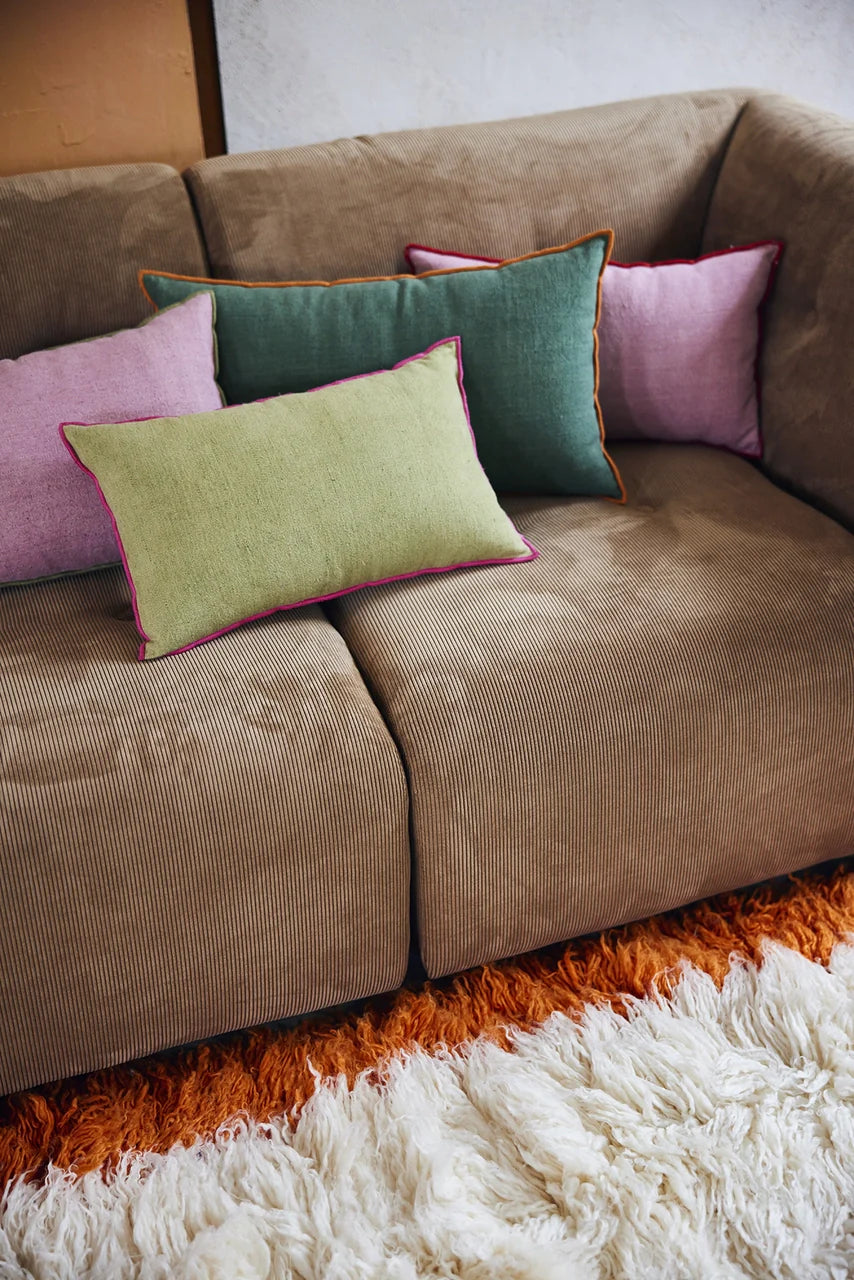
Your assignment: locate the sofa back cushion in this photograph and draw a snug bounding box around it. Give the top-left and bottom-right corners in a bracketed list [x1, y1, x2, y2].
[0, 163, 207, 360]
[185, 90, 747, 282]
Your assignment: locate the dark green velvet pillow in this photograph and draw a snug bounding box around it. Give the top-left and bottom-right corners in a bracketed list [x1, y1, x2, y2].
[140, 235, 623, 499]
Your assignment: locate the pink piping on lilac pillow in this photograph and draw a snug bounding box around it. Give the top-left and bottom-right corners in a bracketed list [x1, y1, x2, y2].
[404, 240, 783, 460]
[59, 337, 538, 661]
[604, 242, 783, 458]
[404, 243, 502, 270]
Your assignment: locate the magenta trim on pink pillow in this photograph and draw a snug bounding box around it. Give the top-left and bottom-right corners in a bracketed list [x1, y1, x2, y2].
[404, 240, 783, 458]
[404, 242, 502, 270]
[60, 337, 538, 661]
[599, 241, 783, 458]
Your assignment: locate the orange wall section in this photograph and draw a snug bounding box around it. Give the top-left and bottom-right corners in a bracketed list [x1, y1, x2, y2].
[0, 0, 206, 177]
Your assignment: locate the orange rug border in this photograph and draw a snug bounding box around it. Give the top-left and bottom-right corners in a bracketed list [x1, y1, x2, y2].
[2, 859, 851, 1187]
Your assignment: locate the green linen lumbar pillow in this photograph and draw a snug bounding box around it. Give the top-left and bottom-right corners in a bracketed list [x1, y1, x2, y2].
[140, 234, 624, 499]
[61, 338, 536, 661]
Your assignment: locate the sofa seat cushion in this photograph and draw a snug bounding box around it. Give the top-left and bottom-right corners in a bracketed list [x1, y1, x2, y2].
[0, 569, 409, 1094]
[328, 444, 854, 978]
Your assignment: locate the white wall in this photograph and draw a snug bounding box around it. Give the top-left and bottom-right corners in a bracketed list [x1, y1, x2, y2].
[214, 0, 854, 155]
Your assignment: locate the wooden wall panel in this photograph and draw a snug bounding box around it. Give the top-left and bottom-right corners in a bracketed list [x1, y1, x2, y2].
[0, 0, 206, 176]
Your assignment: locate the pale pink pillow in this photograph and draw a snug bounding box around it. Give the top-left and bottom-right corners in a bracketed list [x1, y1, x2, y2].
[405, 242, 782, 457]
[0, 292, 223, 584]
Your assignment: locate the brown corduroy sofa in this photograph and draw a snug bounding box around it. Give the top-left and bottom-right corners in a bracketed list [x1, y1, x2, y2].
[2, 88, 853, 1097]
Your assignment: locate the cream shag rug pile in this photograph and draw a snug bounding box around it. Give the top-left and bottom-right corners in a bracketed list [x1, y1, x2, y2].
[3, 941, 854, 1279]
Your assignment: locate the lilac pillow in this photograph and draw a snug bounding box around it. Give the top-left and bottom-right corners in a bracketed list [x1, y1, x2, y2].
[0, 293, 222, 584]
[405, 241, 782, 456]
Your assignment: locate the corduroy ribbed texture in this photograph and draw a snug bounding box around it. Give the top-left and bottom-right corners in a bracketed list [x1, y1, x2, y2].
[0, 569, 410, 1095]
[184, 89, 749, 282]
[0, 164, 207, 360]
[703, 94, 854, 530]
[329, 444, 854, 977]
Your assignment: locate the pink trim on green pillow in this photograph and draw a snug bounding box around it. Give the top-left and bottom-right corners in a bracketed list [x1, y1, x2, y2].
[60, 338, 537, 661]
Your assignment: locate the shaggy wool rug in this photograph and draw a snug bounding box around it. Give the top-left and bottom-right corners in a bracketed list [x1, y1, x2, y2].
[2, 863, 854, 1278]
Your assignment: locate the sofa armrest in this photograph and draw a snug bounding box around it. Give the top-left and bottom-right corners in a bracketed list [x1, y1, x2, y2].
[703, 94, 854, 528]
